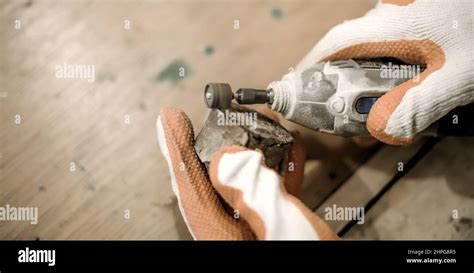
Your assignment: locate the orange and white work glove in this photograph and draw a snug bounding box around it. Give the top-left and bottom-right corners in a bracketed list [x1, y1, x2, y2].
[298, 0, 474, 145]
[156, 107, 339, 240]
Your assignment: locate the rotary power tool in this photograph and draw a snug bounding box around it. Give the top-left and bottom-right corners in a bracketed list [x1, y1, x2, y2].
[204, 59, 473, 137]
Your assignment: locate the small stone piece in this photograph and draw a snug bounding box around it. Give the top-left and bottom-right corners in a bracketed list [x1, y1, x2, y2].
[194, 103, 293, 172]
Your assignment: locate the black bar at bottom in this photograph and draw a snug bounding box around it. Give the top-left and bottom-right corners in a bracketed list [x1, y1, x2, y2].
[0, 240, 473, 272]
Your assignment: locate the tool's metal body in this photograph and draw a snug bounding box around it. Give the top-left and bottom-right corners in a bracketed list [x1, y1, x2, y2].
[266, 59, 423, 136]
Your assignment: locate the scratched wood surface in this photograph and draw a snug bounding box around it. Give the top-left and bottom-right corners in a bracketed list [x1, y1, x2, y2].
[0, 0, 375, 239]
[314, 139, 428, 234]
[344, 137, 474, 240]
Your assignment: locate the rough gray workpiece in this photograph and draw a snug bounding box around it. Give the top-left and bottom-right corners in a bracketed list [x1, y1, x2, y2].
[194, 103, 293, 171]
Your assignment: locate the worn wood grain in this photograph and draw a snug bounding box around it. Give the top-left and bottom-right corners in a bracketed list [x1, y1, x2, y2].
[300, 140, 377, 210]
[313, 140, 427, 234]
[344, 137, 474, 240]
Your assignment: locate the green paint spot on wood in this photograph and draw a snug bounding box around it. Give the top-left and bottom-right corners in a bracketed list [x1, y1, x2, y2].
[156, 59, 191, 85]
[270, 7, 283, 20]
[202, 44, 215, 56]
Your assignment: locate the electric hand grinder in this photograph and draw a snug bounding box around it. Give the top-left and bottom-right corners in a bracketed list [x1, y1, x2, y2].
[204, 59, 473, 137]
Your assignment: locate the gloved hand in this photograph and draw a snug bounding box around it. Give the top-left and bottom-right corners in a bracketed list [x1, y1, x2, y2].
[156, 107, 339, 240]
[298, 0, 474, 145]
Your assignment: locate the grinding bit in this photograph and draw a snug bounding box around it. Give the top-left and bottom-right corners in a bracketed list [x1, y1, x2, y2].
[204, 83, 233, 110]
[204, 83, 270, 110]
